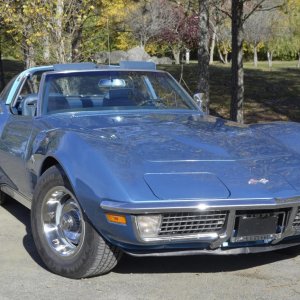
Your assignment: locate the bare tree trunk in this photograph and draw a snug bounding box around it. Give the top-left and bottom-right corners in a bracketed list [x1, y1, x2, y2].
[56, 0, 65, 63]
[172, 48, 180, 65]
[230, 0, 244, 123]
[185, 48, 190, 64]
[24, 46, 35, 69]
[24, 47, 35, 69]
[253, 45, 258, 67]
[224, 52, 228, 64]
[23, 38, 35, 69]
[72, 26, 83, 62]
[197, 0, 210, 114]
[267, 51, 273, 70]
[297, 52, 300, 68]
[43, 35, 50, 63]
[22, 24, 35, 68]
[209, 29, 216, 64]
[218, 47, 225, 63]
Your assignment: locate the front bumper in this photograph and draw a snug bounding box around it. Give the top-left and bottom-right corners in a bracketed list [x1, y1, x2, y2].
[100, 196, 300, 255]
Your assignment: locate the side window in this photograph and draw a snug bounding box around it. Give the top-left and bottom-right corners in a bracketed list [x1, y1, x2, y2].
[19, 72, 42, 97]
[13, 72, 43, 116]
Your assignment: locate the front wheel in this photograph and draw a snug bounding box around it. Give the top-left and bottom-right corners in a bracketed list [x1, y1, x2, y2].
[31, 166, 122, 278]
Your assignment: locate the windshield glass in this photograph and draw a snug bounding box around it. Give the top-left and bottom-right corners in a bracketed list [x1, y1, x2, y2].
[41, 70, 197, 114]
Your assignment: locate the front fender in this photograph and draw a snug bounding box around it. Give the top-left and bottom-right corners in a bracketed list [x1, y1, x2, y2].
[30, 130, 154, 240]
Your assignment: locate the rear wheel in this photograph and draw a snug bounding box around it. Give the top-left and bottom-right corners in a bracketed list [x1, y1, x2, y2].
[31, 166, 122, 278]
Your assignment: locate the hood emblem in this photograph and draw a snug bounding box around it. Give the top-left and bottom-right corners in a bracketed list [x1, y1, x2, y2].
[248, 178, 269, 185]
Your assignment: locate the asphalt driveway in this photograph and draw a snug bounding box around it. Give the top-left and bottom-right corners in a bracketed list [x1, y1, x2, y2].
[1, 200, 300, 300]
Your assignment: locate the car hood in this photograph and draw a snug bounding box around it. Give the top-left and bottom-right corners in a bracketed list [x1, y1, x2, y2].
[45, 112, 300, 201]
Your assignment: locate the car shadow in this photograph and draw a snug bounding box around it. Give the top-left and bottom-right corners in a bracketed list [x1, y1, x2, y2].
[3, 200, 300, 276]
[115, 250, 298, 274]
[2, 200, 47, 270]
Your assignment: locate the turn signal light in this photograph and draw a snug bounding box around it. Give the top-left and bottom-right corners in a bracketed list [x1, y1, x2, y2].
[105, 213, 127, 225]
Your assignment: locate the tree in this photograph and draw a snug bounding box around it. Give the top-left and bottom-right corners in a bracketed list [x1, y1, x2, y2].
[244, 11, 267, 67]
[0, 0, 101, 66]
[181, 14, 199, 64]
[0, 17, 7, 90]
[223, 0, 284, 123]
[126, 0, 175, 48]
[44, 0, 100, 63]
[157, 7, 199, 64]
[0, 0, 47, 67]
[286, 0, 300, 67]
[216, 19, 231, 63]
[209, 0, 230, 64]
[230, 0, 245, 122]
[197, 0, 210, 113]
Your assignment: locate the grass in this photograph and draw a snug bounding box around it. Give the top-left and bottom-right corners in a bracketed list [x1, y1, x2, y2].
[1, 59, 299, 124]
[160, 61, 300, 123]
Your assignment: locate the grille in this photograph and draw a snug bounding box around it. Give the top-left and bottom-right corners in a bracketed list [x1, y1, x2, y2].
[293, 208, 300, 229]
[158, 211, 228, 236]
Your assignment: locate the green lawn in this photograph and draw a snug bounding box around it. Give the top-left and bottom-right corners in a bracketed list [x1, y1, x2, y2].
[160, 61, 300, 123]
[1, 59, 299, 124]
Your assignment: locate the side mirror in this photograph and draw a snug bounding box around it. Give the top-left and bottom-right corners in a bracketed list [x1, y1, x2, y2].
[193, 93, 208, 114]
[26, 98, 37, 106]
[22, 94, 38, 116]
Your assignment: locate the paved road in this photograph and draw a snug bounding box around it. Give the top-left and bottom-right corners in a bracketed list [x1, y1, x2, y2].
[1, 200, 300, 300]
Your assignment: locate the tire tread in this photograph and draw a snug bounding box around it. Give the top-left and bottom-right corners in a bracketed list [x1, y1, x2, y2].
[31, 165, 122, 279]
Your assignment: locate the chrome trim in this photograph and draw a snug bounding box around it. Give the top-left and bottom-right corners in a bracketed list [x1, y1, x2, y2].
[103, 197, 300, 246]
[159, 211, 227, 236]
[0, 185, 31, 209]
[136, 232, 218, 243]
[292, 207, 300, 229]
[124, 240, 300, 257]
[132, 215, 219, 244]
[272, 206, 298, 244]
[100, 197, 300, 214]
[210, 209, 236, 249]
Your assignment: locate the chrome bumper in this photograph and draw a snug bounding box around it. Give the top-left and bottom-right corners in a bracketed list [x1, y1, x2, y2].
[124, 239, 300, 257]
[100, 196, 300, 251]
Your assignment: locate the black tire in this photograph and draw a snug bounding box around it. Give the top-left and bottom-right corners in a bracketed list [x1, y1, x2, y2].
[31, 165, 122, 279]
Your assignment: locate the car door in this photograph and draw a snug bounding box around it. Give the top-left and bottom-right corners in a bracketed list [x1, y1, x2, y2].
[0, 72, 40, 199]
[0, 113, 34, 198]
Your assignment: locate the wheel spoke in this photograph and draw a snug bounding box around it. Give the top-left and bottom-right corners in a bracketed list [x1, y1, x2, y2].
[41, 187, 85, 257]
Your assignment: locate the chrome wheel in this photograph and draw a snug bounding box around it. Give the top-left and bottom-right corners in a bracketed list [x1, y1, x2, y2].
[32, 166, 122, 278]
[41, 186, 85, 257]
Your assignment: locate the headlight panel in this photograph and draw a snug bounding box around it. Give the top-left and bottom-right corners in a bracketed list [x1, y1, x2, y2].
[135, 215, 162, 240]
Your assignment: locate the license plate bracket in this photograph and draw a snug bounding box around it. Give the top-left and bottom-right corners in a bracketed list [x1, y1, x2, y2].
[231, 212, 285, 243]
[237, 215, 278, 237]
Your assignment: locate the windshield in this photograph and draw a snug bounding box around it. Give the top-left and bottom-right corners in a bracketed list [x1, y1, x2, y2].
[41, 70, 197, 114]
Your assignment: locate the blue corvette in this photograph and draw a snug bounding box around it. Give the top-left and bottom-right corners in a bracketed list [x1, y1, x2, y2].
[1, 61, 300, 278]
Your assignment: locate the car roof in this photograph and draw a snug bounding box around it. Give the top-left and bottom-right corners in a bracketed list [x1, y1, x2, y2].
[53, 61, 157, 72]
[5, 61, 158, 105]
